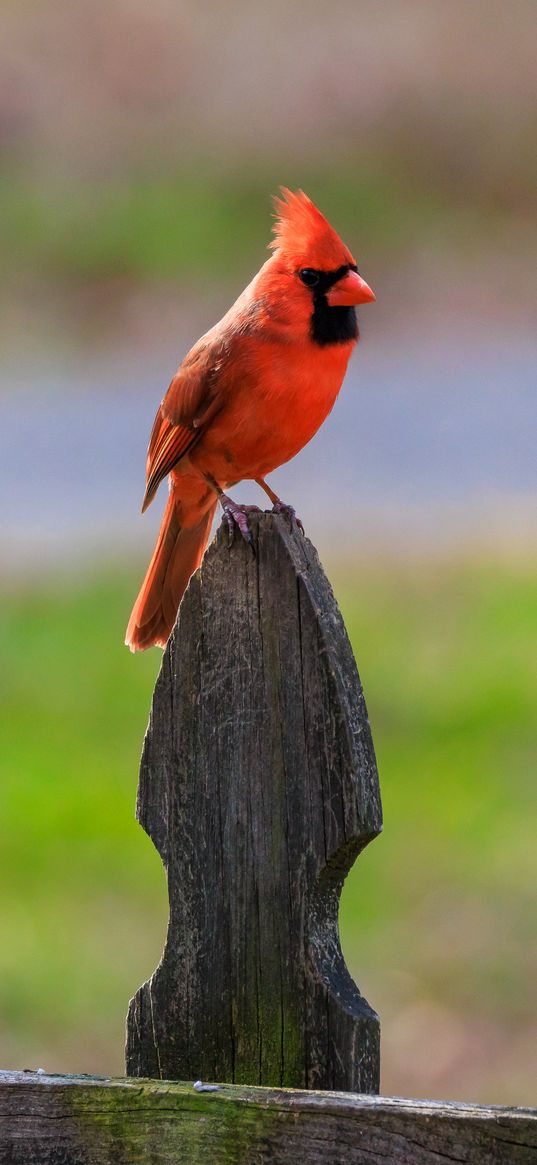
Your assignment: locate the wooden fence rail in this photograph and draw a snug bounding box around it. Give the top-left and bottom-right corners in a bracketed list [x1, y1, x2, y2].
[1, 1072, 536, 1165]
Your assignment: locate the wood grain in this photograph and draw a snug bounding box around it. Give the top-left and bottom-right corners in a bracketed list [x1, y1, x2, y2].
[1, 1072, 536, 1164]
[126, 512, 382, 1091]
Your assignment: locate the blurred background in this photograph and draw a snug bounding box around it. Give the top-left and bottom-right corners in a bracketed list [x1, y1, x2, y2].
[1, 0, 536, 1105]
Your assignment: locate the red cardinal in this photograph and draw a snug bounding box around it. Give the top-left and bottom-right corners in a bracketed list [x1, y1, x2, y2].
[126, 189, 375, 651]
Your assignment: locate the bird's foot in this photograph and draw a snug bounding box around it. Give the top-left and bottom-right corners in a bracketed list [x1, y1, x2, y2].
[220, 495, 261, 548]
[272, 501, 304, 534]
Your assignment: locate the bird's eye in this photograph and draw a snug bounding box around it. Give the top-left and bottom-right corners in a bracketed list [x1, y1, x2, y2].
[299, 268, 320, 287]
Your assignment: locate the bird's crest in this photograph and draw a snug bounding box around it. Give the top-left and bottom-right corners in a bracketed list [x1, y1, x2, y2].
[270, 187, 355, 270]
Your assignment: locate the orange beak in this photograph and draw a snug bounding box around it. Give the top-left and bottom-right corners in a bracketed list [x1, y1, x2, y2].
[327, 268, 376, 307]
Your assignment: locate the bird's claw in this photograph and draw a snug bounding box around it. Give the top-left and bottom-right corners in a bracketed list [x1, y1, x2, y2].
[220, 496, 259, 548]
[272, 501, 304, 534]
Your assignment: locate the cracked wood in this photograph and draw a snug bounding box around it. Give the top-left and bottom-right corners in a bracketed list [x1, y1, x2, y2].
[1, 1073, 536, 1164]
[126, 512, 382, 1091]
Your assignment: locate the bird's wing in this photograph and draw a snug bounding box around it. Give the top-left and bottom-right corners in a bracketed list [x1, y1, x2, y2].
[142, 341, 224, 512]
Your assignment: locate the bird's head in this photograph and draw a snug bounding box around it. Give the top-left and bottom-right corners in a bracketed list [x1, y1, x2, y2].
[266, 188, 375, 346]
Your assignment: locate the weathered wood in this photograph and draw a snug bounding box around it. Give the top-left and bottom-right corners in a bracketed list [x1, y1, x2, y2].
[126, 512, 382, 1091]
[1, 1072, 536, 1164]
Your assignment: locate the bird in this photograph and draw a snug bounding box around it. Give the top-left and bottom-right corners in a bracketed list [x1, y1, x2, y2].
[126, 188, 375, 651]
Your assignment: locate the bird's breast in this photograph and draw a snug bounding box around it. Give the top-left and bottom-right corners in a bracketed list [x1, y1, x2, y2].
[192, 337, 355, 482]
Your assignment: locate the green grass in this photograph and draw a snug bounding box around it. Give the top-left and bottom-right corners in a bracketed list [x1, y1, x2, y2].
[1, 161, 497, 289]
[1, 558, 536, 1102]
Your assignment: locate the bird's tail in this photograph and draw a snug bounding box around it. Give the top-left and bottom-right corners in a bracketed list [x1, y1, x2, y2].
[126, 490, 217, 652]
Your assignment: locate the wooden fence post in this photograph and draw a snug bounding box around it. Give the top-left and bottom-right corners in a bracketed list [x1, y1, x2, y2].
[126, 512, 382, 1091]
